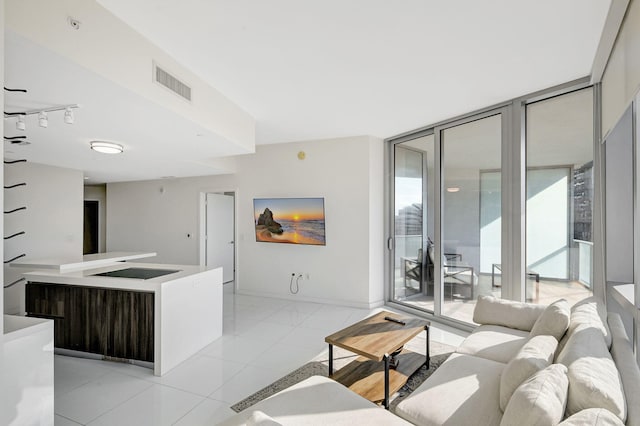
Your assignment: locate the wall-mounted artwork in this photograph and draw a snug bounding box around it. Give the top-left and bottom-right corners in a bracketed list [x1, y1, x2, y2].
[254, 198, 326, 245]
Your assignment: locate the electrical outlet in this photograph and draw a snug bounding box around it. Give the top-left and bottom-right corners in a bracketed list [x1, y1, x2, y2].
[305, 273, 310, 280]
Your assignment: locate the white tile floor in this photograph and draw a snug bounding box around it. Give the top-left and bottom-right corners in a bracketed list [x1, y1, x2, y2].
[54, 284, 468, 425]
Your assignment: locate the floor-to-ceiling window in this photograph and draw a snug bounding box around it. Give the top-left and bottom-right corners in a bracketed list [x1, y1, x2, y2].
[525, 87, 594, 304]
[387, 81, 596, 325]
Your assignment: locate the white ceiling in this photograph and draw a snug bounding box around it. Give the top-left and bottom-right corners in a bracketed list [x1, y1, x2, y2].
[4, 31, 243, 183]
[97, 0, 610, 145]
[3, 1, 611, 183]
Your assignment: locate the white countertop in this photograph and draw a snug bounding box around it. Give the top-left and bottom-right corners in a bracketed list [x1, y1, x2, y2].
[23, 262, 214, 292]
[11, 251, 157, 272]
[4, 314, 52, 340]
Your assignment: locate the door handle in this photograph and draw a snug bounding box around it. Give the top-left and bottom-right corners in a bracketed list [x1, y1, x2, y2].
[229, 241, 234, 244]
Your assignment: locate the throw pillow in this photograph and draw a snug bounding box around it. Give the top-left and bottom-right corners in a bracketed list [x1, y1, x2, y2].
[500, 364, 569, 426]
[557, 326, 626, 421]
[530, 299, 570, 341]
[246, 410, 283, 426]
[499, 335, 558, 411]
[569, 297, 612, 348]
[558, 408, 624, 426]
[473, 295, 545, 332]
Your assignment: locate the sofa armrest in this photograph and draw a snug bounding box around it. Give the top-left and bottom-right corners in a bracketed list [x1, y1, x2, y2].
[217, 376, 413, 426]
[473, 295, 546, 332]
[608, 313, 640, 426]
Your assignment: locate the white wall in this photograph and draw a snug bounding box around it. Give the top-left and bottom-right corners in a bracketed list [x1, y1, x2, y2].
[84, 185, 107, 253]
[4, 162, 83, 314]
[526, 168, 571, 280]
[1, 0, 5, 365]
[600, 0, 640, 359]
[107, 136, 385, 308]
[368, 135, 385, 304]
[604, 106, 634, 283]
[602, 0, 640, 136]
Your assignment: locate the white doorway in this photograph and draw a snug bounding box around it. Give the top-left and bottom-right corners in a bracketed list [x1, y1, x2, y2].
[205, 192, 235, 284]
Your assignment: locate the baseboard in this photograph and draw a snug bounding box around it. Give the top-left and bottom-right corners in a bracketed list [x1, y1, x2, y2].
[234, 288, 384, 310]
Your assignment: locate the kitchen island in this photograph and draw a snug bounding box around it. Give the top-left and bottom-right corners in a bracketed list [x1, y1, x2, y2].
[22, 259, 222, 376]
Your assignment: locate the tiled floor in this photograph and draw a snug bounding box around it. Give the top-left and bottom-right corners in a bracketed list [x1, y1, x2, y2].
[54, 283, 468, 425]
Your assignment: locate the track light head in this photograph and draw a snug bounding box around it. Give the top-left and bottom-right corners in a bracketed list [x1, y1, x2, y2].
[16, 115, 26, 131]
[64, 107, 74, 124]
[38, 111, 48, 128]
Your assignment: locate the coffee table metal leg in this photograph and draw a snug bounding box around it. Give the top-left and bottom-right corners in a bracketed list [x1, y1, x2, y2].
[425, 325, 430, 367]
[328, 344, 333, 376]
[383, 354, 390, 410]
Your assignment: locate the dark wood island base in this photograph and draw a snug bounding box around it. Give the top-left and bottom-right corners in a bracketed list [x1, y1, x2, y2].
[26, 282, 154, 363]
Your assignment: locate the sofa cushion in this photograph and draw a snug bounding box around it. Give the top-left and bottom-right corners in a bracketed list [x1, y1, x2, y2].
[608, 313, 640, 426]
[569, 296, 611, 348]
[558, 408, 624, 426]
[499, 335, 557, 411]
[456, 324, 529, 364]
[395, 353, 503, 426]
[247, 411, 282, 426]
[217, 376, 412, 426]
[500, 364, 569, 426]
[473, 296, 545, 331]
[529, 299, 570, 341]
[557, 326, 626, 421]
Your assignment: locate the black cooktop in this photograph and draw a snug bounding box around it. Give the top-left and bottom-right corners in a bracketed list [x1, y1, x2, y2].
[92, 267, 180, 280]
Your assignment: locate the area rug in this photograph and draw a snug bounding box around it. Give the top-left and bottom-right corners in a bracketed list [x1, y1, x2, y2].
[230, 340, 456, 413]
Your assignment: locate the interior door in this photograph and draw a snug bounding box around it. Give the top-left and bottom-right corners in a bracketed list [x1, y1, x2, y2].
[83, 200, 99, 254]
[206, 193, 235, 283]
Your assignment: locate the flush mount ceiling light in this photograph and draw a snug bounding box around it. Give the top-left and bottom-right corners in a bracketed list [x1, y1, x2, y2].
[38, 111, 48, 128]
[16, 115, 25, 131]
[64, 107, 74, 124]
[446, 187, 460, 193]
[90, 141, 123, 154]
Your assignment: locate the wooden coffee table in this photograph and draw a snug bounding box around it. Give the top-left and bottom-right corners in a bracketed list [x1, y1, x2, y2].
[325, 310, 430, 409]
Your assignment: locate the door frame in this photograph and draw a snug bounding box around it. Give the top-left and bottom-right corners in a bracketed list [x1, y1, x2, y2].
[199, 189, 238, 291]
[83, 199, 100, 255]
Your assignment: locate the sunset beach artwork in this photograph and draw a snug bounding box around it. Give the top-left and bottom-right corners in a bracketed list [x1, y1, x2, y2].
[254, 198, 326, 245]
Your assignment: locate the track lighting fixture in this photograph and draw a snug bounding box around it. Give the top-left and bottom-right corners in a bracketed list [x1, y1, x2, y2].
[90, 141, 123, 154]
[38, 111, 48, 128]
[64, 107, 74, 124]
[16, 115, 25, 131]
[4, 104, 80, 129]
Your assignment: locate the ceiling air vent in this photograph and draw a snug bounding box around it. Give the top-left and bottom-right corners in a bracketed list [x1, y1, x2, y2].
[154, 64, 192, 102]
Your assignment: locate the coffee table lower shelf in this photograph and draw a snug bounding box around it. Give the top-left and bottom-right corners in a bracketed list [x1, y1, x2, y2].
[330, 349, 425, 404]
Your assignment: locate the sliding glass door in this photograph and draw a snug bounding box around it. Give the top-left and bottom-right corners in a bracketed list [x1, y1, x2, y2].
[390, 111, 504, 323]
[392, 135, 435, 312]
[439, 112, 503, 323]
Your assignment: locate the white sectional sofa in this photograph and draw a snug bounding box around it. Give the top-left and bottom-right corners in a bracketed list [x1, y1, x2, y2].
[218, 296, 640, 426]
